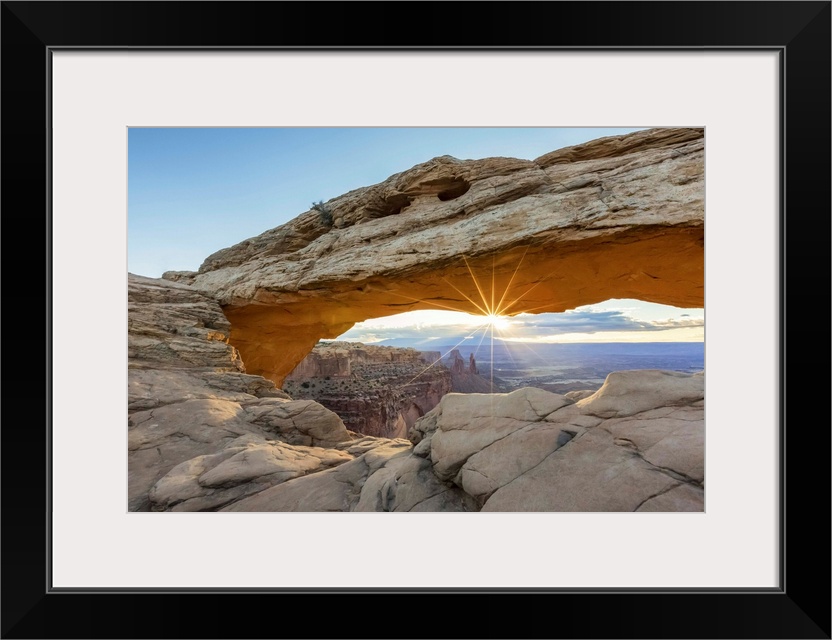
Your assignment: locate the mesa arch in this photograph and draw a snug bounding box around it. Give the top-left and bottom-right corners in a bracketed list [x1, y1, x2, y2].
[179, 127, 704, 387]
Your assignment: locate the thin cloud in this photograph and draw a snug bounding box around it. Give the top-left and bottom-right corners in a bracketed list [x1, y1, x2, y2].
[512, 310, 703, 335]
[338, 308, 703, 343]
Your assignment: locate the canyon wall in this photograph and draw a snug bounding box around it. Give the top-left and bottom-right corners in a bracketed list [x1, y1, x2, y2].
[283, 342, 451, 439]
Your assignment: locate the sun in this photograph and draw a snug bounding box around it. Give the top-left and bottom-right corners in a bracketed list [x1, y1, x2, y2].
[486, 313, 510, 330]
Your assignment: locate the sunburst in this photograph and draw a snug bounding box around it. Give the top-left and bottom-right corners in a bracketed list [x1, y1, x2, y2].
[485, 313, 510, 330]
[387, 247, 545, 389]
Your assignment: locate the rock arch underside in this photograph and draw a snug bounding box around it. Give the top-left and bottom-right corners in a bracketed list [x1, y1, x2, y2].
[182, 127, 704, 386]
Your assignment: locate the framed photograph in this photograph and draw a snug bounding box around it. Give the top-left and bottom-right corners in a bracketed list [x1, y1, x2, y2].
[3, 2, 829, 638]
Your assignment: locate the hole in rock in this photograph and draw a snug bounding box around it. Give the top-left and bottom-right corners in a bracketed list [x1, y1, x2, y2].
[366, 193, 413, 218]
[278, 293, 703, 441]
[436, 177, 471, 201]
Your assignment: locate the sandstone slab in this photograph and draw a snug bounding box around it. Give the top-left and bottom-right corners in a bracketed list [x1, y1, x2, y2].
[221, 440, 476, 512]
[429, 388, 573, 482]
[576, 369, 704, 418]
[149, 436, 352, 511]
[409, 370, 704, 512]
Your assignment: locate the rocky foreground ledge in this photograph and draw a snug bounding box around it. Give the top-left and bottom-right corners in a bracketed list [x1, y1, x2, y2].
[128, 274, 703, 512]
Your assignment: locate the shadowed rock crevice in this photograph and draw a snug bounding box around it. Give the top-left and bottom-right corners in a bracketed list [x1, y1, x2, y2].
[364, 193, 413, 219]
[435, 176, 471, 201]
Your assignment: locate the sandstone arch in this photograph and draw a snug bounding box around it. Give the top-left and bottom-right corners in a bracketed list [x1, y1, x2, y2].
[183, 128, 704, 386]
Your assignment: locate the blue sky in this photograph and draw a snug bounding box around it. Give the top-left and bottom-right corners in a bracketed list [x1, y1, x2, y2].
[128, 127, 703, 343]
[128, 127, 647, 277]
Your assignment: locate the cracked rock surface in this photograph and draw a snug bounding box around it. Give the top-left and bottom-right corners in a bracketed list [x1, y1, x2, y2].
[221, 438, 478, 512]
[418, 371, 704, 512]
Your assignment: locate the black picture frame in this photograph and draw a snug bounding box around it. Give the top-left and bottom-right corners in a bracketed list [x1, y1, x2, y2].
[2, 2, 829, 638]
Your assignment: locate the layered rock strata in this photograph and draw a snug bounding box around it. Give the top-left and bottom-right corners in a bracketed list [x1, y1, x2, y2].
[128, 275, 352, 511]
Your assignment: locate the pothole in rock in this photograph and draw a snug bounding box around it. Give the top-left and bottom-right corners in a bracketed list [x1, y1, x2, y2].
[436, 177, 471, 201]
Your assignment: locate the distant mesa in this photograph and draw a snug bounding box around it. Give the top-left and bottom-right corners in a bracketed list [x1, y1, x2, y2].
[446, 349, 479, 375]
[446, 348, 499, 394]
[283, 341, 450, 439]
